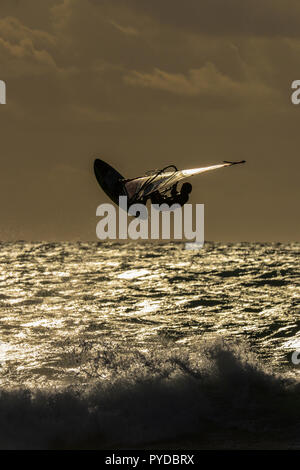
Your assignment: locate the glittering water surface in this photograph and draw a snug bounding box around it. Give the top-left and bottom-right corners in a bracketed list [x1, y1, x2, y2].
[0, 241, 298, 387]
[0, 241, 299, 449]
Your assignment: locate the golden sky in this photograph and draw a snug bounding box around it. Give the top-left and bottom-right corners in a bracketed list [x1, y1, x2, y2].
[0, 0, 299, 241]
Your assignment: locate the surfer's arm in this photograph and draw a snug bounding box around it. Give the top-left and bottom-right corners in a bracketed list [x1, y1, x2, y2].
[171, 183, 178, 197]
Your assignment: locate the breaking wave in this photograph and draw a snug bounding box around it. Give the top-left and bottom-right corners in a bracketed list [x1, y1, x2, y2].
[0, 340, 299, 449]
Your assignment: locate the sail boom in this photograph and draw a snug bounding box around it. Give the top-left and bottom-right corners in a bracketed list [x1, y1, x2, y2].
[124, 161, 244, 201]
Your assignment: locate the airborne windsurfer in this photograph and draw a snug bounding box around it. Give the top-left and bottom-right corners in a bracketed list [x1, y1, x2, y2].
[94, 158, 246, 212]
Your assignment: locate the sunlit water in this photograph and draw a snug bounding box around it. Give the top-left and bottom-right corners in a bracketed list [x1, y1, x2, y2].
[0, 241, 299, 449]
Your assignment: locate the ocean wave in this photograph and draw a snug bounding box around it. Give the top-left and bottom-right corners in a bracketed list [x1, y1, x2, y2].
[244, 279, 288, 287]
[0, 340, 299, 449]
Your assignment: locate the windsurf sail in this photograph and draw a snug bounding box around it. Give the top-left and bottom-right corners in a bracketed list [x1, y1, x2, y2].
[123, 161, 245, 202]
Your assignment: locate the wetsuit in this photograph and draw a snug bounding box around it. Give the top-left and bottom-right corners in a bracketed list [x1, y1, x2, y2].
[150, 184, 190, 207]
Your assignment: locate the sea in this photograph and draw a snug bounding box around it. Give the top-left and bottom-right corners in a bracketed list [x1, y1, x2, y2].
[0, 241, 299, 449]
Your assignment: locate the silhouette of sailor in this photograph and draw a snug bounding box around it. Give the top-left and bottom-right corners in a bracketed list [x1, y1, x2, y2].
[149, 182, 192, 207]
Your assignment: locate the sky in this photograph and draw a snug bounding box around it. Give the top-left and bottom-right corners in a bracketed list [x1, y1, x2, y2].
[0, 0, 299, 241]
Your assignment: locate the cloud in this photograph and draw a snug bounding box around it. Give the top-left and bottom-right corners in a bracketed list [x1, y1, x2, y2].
[0, 16, 55, 47]
[124, 64, 232, 96]
[0, 16, 68, 77]
[124, 63, 275, 104]
[108, 20, 139, 36]
[0, 38, 58, 77]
